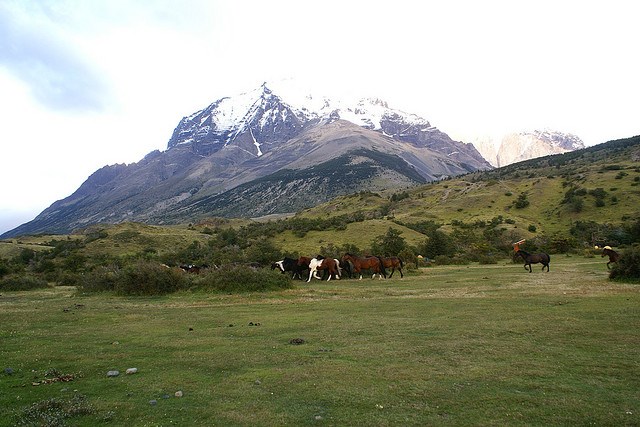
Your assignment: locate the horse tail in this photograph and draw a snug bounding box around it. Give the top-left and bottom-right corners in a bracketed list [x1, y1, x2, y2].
[398, 257, 404, 268]
[334, 259, 342, 277]
[377, 256, 387, 277]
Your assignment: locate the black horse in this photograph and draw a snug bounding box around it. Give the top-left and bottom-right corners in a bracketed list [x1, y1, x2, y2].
[515, 250, 550, 273]
[601, 246, 620, 269]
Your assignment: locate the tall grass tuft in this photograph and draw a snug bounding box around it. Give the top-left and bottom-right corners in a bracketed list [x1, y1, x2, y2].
[14, 394, 94, 426]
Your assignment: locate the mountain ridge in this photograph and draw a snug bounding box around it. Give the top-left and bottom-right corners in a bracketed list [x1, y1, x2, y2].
[2, 82, 491, 237]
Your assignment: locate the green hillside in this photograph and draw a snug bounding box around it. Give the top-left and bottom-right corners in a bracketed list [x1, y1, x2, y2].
[2, 136, 639, 268]
[284, 135, 640, 252]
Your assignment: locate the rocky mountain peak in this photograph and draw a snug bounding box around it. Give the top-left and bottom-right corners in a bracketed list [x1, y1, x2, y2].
[165, 82, 487, 166]
[495, 130, 585, 167]
[526, 130, 585, 151]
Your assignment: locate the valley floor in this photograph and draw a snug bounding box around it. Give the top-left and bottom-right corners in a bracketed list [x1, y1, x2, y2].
[1, 256, 638, 426]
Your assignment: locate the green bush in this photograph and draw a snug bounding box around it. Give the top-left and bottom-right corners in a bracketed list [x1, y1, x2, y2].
[476, 254, 500, 264]
[194, 265, 293, 292]
[0, 274, 49, 291]
[609, 245, 640, 282]
[433, 254, 470, 265]
[114, 261, 190, 296]
[80, 266, 120, 293]
[54, 271, 81, 287]
[513, 193, 530, 209]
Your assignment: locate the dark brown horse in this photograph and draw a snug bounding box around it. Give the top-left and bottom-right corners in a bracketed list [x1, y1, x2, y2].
[601, 246, 620, 269]
[380, 256, 404, 278]
[515, 250, 550, 273]
[341, 253, 386, 280]
[297, 256, 313, 270]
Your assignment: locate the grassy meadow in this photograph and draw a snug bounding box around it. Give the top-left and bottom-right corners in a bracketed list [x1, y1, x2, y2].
[1, 256, 638, 426]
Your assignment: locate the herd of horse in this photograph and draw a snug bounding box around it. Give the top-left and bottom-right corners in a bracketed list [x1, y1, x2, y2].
[271, 254, 404, 282]
[270, 242, 620, 281]
[178, 241, 619, 281]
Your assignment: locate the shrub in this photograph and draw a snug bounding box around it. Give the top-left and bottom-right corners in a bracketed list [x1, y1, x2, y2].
[615, 171, 628, 179]
[569, 196, 584, 213]
[476, 254, 500, 264]
[0, 274, 49, 291]
[194, 265, 293, 292]
[609, 245, 640, 282]
[54, 271, 81, 287]
[80, 266, 120, 293]
[114, 261, 190, 296]
[513, 193, 529, 209]
[433, 254, 470, 265]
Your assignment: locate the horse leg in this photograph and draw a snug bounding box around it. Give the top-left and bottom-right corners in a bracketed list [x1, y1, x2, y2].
[398, 267, 403, 278]
[388, 269, 394, 278]
[607, 262, 611, 270]
[527, 263, 532, 273]
[307, 267, 318, 283]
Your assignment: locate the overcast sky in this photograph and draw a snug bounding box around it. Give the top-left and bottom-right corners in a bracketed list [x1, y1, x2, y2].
[1, 0, 638, 235]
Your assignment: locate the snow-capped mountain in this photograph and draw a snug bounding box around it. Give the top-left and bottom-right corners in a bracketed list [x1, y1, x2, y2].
[167, 81, 488, 167]
[2, 82, 491, 237]
[473, 130, 585, 167]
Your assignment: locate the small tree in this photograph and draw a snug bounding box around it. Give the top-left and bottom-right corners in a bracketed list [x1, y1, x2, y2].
[421, 230, 455, 259]
[371, 228, 407, 256]
[513, 192, 530, 209]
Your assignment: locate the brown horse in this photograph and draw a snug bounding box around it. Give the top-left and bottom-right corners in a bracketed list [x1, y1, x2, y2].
[380, 256, 404, 278]
[601, 246, 620, 269]
[307, 257, 341, 282]
[297, 256, 313, 269]
[341, 253, 386, 280]
[515, 250, 550, 273]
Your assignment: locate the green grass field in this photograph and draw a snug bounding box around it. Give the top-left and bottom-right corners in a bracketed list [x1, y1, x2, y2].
[1, 257, 639, 426]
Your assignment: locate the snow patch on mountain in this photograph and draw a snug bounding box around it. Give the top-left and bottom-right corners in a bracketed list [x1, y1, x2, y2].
[473, 129, 585, 167]
[167, 80, 431, 153]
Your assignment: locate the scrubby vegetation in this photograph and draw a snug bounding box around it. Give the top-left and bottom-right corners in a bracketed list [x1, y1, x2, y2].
[3, 209, 639, 296]
[2, 136, 640, 293]
[609, 244, 640, 281]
